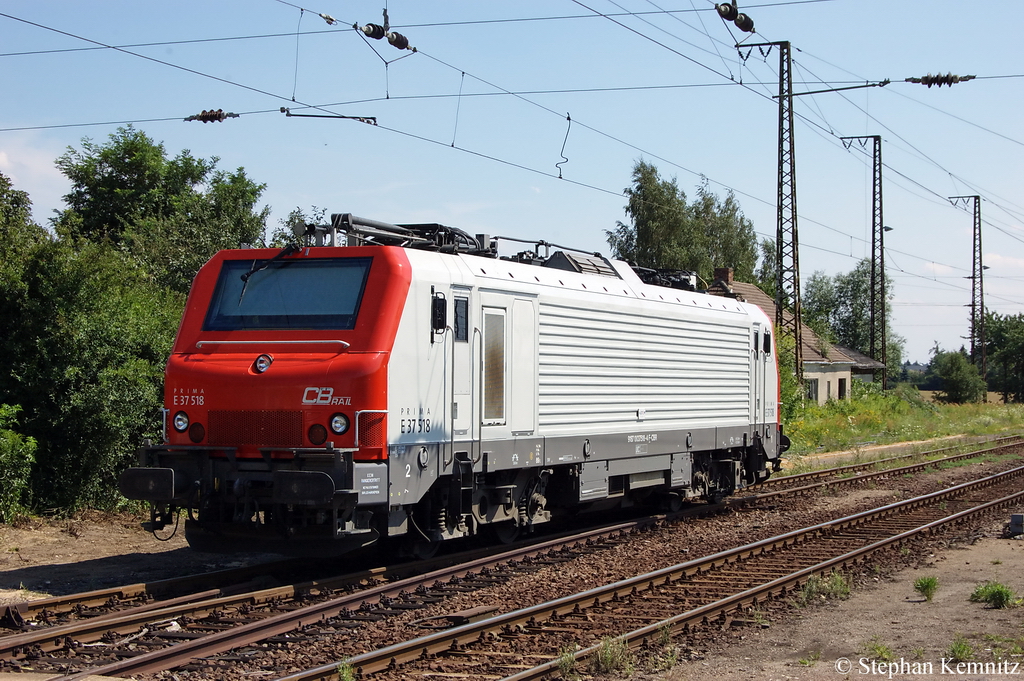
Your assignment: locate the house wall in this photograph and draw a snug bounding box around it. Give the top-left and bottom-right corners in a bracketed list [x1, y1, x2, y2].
[803, 363, 853, 406]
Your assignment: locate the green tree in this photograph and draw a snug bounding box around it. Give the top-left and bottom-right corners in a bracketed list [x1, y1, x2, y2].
[777, 331, 802, 423]
[754, 237, 778, 300]
[54, 125, 270, 293]
[690, 180, 758, 281]
[606, 160, 692, 270]
[931, 347, 987, 404]
[2, 238, 182, 511]
[0, 132, 269, 513]
[605, 161, 758, 281]
[0, 405, 36, 522]
[985, 312, 1024, 402]
[802, 259, 905, 381]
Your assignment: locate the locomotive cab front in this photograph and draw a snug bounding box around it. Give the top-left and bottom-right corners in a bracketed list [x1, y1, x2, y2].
[119, 244, 411, 554]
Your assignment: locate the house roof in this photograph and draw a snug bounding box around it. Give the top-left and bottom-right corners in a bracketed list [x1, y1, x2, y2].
[707, 272, 854, 367]
[834, 345, 886, 371]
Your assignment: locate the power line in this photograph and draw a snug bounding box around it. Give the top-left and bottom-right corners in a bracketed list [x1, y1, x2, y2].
[0, 12, 324, 112]
[3, 6, 1017, 302]
[0, 9, 978, 279]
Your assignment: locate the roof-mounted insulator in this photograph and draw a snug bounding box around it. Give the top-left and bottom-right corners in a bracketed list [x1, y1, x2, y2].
[184, 109, 239, 123]
[905, 73, 976, 87]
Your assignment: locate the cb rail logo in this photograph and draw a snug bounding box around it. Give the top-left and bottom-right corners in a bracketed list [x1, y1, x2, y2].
[301, 387, 352, 406]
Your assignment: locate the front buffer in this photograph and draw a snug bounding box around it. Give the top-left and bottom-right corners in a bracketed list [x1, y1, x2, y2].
[120, 439, 390, 555]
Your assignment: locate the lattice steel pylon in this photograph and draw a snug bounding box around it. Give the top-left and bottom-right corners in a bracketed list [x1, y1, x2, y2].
[950, 195, 985, 378]
[749, 40, 802, 379]
[842, 135, 886, 387]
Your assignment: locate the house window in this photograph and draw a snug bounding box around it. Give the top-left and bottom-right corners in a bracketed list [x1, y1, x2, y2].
[827, 381, 832, 400]
[838, 378, 847, 399]
[806, 379, 819, 403]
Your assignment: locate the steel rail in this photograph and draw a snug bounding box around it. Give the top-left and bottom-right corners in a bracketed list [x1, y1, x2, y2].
[505, 483, 1024, 680]
[57, 519, 652, 679]
[732, 437, 1023, 506]
[1, 556, 309, 626]
[753, 433, 1022, 490]
[276, 463, 1024, 681]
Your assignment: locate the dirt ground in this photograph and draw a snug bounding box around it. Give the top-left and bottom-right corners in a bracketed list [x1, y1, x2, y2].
[0, 512, 273, 605]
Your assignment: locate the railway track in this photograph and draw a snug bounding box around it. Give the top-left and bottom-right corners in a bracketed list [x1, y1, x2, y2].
[752, 433, 1023, 492]
[0, 521, 661, 676]
[734, 435, 1024, 505]
[281, 463, 1024, 681]
[5, 433, 1013, 633]
[1, 435, 1019, 678]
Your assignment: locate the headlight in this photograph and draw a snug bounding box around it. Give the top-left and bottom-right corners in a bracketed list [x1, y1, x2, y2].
[253, 354, 273, 373]
[330, 413, 350, 435]
[173, 411, 189, 432]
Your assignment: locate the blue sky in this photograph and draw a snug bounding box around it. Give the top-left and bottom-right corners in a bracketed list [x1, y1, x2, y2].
[2, 1, 1022, 363]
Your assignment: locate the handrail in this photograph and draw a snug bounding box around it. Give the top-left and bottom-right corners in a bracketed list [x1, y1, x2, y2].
[194, 339, 350, 349]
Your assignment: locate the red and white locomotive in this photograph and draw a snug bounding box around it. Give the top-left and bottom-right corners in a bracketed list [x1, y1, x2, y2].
[120, 214, 788, 555]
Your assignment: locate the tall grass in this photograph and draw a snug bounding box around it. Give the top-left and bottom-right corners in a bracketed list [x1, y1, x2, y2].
[785, 382, 1024, 454]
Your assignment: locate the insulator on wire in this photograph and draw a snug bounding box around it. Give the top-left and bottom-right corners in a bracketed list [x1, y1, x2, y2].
[717, 3, 739, 21]
[319, 13, 336, 26]
[905, 73, 976, 87]
[184, 109, 238, 123]
[361, 23, 386, 40]
[733, 13, 754, 32]
[387, 31, 409, 50]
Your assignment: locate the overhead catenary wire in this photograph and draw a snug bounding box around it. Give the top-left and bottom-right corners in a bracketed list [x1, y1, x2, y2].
[0, 8, 984, 279]
[1, 6, 1018, 299]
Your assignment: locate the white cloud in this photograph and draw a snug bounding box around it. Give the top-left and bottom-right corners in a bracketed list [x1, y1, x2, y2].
[921, 261, 957, 277]
[0, 133, 71, 225]
[985, 251, 1024, 274]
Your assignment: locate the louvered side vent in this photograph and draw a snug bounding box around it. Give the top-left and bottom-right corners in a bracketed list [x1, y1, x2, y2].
[208, 411, 303, 447]
[358, 412, 386, 447]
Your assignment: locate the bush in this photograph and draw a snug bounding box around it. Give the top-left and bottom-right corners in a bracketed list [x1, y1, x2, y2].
[970, 582, 1016, 608]
[590, 637, 633, 674]
[932, 350, 987, 404]
[914, 576, 939, 601]
[0, 405, 36, 522]
[2, 240, 181, 513]
[946, 634, 974, 662]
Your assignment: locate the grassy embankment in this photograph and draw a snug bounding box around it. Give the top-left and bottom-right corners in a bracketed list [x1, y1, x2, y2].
[785, 383, 1024, 458]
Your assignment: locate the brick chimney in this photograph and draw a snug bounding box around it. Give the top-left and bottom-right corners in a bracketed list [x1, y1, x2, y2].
[714, 267, 734, 284]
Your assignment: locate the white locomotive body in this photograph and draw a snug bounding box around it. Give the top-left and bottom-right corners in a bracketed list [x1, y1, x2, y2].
[120, 215, 787, 555]
[387, 246, 785, 546]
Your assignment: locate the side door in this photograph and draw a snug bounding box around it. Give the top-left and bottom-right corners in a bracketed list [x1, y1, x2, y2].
[751, 324, 768, 436]
[451, 288, 474, 441]
[479, 294, 538, 456]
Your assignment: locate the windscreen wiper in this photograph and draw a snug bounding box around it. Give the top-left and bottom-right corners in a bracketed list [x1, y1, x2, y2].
[238, 243, 300, 306]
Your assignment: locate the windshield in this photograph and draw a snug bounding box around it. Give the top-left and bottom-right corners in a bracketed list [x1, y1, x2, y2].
[203, 257, 372, 331]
